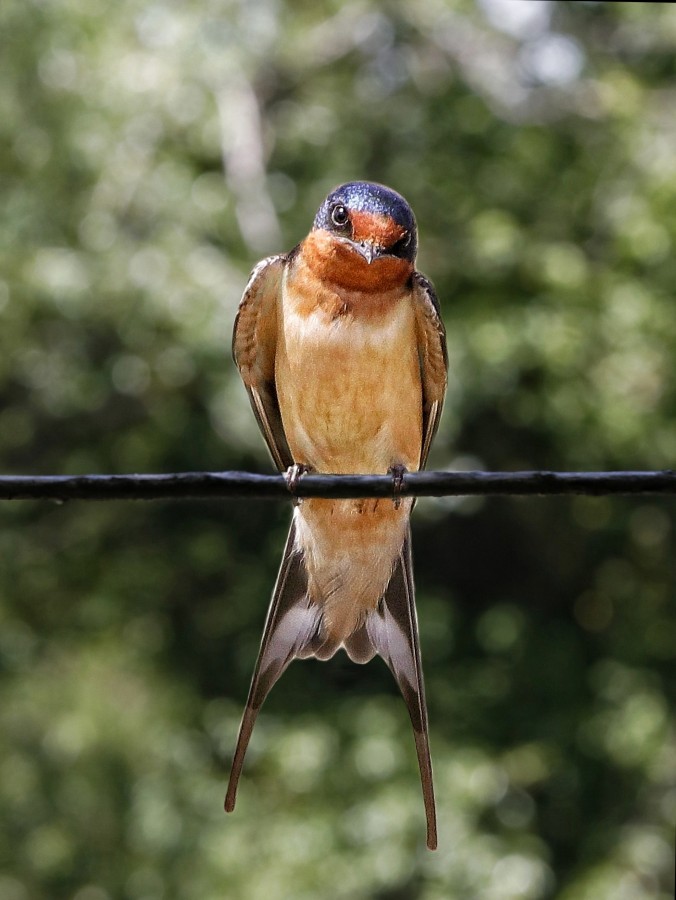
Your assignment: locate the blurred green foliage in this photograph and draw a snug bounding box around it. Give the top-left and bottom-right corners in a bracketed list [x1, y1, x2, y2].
[0, 0, 675, 897]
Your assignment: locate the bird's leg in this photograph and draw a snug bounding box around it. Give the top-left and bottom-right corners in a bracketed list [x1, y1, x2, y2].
[388, 463, 408, 510]
[284, 463, 313, 502]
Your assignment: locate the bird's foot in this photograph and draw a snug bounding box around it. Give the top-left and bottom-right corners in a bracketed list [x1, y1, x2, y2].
[284, 463, 313, 502]
[388, 464, 408, 509]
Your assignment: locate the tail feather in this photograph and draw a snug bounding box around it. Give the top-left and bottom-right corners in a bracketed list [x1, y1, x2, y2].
[225, 520, 319, 812]
[343, 623, 377, 663]
[226, 522, 437, 850]
[364, 528, 437, 850]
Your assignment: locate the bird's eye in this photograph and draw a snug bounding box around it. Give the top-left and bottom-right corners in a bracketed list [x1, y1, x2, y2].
[400, 231, 411, 248]
[331, 204, 349, 227]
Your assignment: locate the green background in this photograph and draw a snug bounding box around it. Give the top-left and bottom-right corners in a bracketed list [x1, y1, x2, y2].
[0, 1, 674, 897]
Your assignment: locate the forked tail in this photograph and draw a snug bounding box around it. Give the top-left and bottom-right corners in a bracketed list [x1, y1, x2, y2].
[224, 522, 437, 850]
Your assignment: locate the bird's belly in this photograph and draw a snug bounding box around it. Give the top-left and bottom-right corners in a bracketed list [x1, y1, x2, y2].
[293, 494, 411, 643]
[275, 291, 423, 642]
[276, 307, 423, 474]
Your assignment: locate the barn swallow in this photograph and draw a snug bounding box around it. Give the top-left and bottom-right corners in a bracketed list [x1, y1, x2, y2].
[228, 180, 448, 849]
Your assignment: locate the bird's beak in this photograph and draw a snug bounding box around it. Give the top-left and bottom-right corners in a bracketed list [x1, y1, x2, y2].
[348, 239, 383, 265]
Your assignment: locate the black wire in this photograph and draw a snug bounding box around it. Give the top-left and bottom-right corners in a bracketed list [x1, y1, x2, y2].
[0, 469, 674, 502]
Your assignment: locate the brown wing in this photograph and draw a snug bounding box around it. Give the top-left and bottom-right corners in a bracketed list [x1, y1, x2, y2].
[412, 272, 448, 469]
[232, 255, 293, 471]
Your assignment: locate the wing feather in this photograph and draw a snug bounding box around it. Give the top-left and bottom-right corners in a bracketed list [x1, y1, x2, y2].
[232, 255, 293, 471]
[412, 272, 448, 469]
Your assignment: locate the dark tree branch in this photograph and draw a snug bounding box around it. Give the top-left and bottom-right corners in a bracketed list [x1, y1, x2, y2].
[0, 469, 675, 503]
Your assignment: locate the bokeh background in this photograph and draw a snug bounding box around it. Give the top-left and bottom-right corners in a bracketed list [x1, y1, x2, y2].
[1, 1, 675, 897]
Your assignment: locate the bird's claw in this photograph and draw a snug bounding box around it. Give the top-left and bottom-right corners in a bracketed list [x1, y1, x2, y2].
[284, 463, 312, 501]
[388, 464, 408, 509]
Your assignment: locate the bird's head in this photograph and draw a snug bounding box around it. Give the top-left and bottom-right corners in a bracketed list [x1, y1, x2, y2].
[305, 181, 418, 292]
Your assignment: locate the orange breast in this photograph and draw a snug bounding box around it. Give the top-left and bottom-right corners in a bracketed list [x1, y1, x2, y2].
[275, 256, 423, 475]
[299, 231, 413, 295]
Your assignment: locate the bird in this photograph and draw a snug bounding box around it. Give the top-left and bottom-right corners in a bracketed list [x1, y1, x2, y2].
[228, 180, 448, 849]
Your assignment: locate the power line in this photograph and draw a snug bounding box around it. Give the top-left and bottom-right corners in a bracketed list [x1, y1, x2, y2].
[0, 469, 674, 503]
